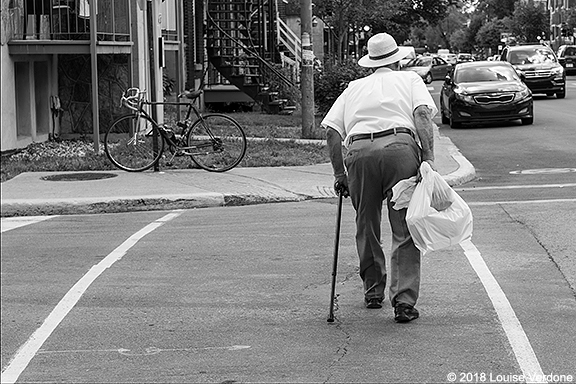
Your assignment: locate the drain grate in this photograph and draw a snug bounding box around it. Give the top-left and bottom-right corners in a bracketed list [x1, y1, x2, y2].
[41, 172, 118, 182]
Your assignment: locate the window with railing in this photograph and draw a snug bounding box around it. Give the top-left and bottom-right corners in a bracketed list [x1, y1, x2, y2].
[160, 0, 178, 42]
[8, 0, 130, 42]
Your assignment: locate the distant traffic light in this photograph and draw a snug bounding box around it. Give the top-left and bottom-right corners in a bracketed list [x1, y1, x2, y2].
[561, 22, 568, 37]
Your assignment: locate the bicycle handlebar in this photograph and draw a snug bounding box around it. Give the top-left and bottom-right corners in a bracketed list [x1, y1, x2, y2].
[120, 87, 146, 111]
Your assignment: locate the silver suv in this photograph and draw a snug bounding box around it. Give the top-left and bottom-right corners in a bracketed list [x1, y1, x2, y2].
[500, 44, 566, 99]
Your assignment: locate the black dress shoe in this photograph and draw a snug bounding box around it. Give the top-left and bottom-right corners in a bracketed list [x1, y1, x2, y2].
[364, 298, 383, 309]
[394, 303, 419, 322]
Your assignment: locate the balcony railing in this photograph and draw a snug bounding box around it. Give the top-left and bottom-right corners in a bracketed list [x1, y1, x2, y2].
[6, 0, 130, 42]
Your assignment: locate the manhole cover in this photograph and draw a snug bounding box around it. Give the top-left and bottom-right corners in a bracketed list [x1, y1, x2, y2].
[41, 172, 118, 181]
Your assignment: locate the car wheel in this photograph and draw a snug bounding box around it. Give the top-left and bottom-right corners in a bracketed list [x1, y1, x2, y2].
[440, 98, 450, 124]
[424, 73, 433, 84]
[449, 107, 462, 129]
[521, 117, 534, 125]
[441, 111, 449, 125]
[556, 91, 566, 99]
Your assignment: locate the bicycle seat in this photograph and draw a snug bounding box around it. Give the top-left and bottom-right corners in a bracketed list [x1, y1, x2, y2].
[178, 89, 203, 100]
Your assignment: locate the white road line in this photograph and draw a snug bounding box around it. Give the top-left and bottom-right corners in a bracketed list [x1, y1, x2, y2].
[456, 183, 576, 191]
[1, 216, 57, 233]
[36, 345, 251, 356]
[468, 198, 576, 206]
[460, 239, 546, 384]
[0, 210, 184, 384]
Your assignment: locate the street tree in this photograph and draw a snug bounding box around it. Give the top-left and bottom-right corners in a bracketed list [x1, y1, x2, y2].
[476, 18, 511, 53]
[511, 2, 549, 43]
[434, 4, 469, 50]
[450, 29, 468, 52]
[461, 13, 484, 53]
[474, 0, 515, 20]
[315, 0, 451, 62]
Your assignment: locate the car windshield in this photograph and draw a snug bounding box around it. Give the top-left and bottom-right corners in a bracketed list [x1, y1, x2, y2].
[562, 47, 576, 56]
[454, 66, 519, 83]
[408, 57, 432, 67]
[508, 48, 557, 64]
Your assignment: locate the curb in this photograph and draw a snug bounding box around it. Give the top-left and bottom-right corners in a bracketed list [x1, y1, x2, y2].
[442, 135, 476, 186]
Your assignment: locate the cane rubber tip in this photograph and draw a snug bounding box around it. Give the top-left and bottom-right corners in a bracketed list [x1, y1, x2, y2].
[327, 318, 334, 323]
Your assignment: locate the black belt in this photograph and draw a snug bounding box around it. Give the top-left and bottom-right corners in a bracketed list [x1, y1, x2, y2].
[350, 127, 415, 144]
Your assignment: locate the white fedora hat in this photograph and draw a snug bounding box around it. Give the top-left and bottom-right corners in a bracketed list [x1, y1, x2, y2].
[358, 33, 412, 68]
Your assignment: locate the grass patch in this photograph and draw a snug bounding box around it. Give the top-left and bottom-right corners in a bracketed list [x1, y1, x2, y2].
[1, 112, 330, 183]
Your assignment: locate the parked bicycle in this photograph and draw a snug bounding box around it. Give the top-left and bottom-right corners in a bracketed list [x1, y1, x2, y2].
[104, 87, 247, 172]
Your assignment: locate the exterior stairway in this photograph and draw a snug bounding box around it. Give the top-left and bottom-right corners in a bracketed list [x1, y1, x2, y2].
[206, 0, 296, 114]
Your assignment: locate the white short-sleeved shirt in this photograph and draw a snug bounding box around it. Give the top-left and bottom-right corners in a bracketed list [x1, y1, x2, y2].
[321, 67, 438, 147]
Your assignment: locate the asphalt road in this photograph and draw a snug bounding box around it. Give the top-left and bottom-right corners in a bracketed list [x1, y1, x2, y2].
[429, 74, 576, 295]
[2, 199, 575, 383]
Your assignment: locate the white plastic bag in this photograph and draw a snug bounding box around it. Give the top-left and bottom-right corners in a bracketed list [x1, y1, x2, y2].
[406, 162, 473, 255]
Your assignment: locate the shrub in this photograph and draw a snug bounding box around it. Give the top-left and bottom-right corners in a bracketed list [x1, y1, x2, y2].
[314, 58, 371, 114]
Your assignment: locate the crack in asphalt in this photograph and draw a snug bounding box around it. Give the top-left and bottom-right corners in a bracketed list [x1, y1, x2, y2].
[500, 204, 576, 297]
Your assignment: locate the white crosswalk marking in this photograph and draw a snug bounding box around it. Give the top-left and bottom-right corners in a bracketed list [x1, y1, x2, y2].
[0, 210, 184, 384]
[1, 216, 56, 233]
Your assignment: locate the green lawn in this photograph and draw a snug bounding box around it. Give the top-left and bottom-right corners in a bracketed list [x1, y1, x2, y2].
[1, 112, 330, 183]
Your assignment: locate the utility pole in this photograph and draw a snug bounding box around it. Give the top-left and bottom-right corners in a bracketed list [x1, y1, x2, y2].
[300, 0, 315, 139]
[147, 0, 160, 171]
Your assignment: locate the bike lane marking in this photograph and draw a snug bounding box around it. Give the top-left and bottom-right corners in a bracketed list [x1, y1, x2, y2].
[1, 216, 57, 233]
[460, 239, 546, 384]
[0, 210, 184, 384]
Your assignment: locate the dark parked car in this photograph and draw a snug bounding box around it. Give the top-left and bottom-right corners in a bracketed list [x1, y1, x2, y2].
[456, 53, 474, 63]
[440, 61, 533, 128]
[400, 56, 452, 84]
[557, 45, 576, 75]
[499, 44, 566, 98]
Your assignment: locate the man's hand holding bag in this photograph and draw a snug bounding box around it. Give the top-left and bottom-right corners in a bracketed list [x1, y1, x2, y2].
[406, 162, 473, 255]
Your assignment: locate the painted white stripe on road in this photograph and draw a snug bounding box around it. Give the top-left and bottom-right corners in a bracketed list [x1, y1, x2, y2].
[36, 345, 251, 356]
[460, 239, 546, 383]
[456, 183, 576, 191]
[1, 216, 57, 233]
[468, 198, 576, 206]
[0, 210, 184, 384]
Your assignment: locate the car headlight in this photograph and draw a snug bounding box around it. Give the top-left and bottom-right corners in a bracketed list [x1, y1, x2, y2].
[516, 87, 531, 100]
[551, 66, 564, 76]
[454, 87, 475, 103]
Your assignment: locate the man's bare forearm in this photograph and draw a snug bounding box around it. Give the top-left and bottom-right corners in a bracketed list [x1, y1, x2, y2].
[413, 105, 434, 162]
[326, 128, 346, 176]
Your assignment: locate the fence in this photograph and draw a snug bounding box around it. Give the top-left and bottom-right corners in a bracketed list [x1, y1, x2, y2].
[6, 0, 130, 42]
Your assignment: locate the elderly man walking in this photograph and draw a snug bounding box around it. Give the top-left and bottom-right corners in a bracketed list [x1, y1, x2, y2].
[321, 33, 437, 323]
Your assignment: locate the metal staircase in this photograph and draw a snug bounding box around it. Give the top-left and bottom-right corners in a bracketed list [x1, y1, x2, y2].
[206, 0, 297, 114]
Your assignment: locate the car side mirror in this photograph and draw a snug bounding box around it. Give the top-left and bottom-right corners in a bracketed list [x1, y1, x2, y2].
[444, 75, 452, 85]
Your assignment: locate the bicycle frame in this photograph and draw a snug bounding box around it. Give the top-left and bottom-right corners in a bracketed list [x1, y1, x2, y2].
[107, 87, 247, 173]
[128, 96, 218, 158]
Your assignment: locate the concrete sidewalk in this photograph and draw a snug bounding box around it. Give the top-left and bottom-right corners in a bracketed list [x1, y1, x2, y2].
[0, 129, 475, 217]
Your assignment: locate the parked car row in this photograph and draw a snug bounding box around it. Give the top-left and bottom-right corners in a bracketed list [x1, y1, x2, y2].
[431, 43, 572, 129]
[400, 56, 453, 84]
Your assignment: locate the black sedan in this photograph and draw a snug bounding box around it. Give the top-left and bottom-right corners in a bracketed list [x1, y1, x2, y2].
[440, 61, 533, 128]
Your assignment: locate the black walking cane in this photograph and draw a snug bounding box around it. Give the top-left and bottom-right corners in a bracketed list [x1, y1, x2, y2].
[327, 191, 344, 323]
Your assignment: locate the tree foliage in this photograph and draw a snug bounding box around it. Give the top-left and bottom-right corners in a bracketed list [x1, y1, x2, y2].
[314, 0, 451, 61]
[476, 18, 511, 50]
[510, 2, 549, 43]
[474, 0, 515, 20]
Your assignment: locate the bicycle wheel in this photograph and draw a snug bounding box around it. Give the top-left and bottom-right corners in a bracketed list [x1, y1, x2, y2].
[186, 114, 247, 172]
[104, 114, 164, 172]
